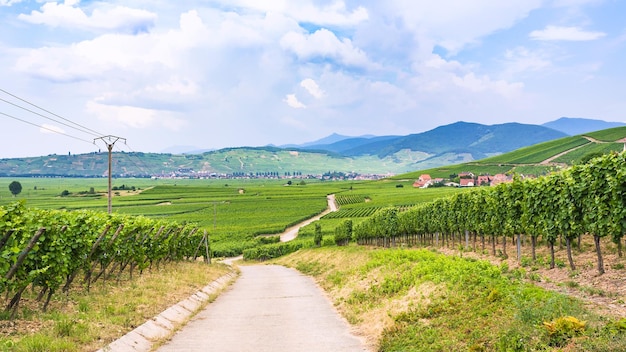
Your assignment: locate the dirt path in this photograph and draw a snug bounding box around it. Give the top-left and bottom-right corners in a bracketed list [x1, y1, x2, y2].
[280, 194, 337, 242]
[156, 265, 370, 352]
[154, 195, 358, 351]
[102, 195, 345, 351]
[539, 141, 590, 165]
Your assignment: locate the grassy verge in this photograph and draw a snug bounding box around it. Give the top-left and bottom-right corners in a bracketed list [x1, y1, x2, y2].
[274, 246, 626, 351]
[0, 262, 233, 352]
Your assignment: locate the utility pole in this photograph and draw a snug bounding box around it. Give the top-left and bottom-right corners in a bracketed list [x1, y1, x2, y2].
[94, 135, 126, 214]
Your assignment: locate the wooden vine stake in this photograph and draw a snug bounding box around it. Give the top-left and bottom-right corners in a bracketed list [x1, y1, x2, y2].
[4, 227, 46, 317]
[204, 230, 211, 264]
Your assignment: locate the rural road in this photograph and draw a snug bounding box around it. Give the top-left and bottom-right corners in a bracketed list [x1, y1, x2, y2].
[280, 194, 337, 242]
[101, 194, 362, 352]
[156, 265, 369, 352]
[155, 194, 369, 351]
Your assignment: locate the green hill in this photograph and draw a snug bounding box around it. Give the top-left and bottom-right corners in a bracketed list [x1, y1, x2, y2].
[313, 121, 566, 158]
[394, 126, 626, 180]
[0, 121, 573, 177]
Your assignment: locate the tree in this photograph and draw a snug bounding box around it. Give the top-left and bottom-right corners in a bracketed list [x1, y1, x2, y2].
[8, 181, 22, 197]
[314, 223, 323, 247]
[334, 219, 352, 246]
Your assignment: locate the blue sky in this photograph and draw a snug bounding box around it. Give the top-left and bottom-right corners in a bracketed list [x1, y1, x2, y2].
[0, 0, 624, 158]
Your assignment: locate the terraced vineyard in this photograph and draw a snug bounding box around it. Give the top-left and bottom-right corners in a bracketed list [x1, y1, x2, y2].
[398, 126, 626, 180]
[323, 206, 383, 219]
[479, 136, 590, 164]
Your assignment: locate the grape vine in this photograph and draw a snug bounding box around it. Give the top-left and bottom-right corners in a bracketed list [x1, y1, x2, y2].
[353, 151, 626, 274]
[0, 202, 206, 317]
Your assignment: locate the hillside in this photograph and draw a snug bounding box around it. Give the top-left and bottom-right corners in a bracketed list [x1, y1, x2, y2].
[395, 126, 626, 180]
[543, 117, 626, 135]
[303, 121, 566, 158]
[0, 121, 599, 178]
[0, 148, 417, 177]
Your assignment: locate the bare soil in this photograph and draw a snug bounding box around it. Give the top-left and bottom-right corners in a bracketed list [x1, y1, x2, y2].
[437, 235, 626, 319]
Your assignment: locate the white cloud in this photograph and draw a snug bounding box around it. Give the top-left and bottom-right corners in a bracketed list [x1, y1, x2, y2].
[552, 0, 603, 7]
[501, 47, 552, 78]
[2, 0, 624, 158]
[0, 0, 23, 6]
[18, 2, 157, 34]
[530, 25, 606, 41]
[281, 29, 371, 67]
[13, 10, 210, 82]
[147, 77, 199, 96]
[210, 0, 368, 27]
[86, 99, 186, 130]
[284, 94, 306, 109]
[40, 123, 65, 134]
[384, 0, 543, 55]
[87, 100, 155, 128]
[452, 73, 524, 100]
[300, 79, 325, 99]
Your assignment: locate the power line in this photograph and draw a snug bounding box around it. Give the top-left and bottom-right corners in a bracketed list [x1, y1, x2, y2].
[114, 143, 154, 176]
[0, 110, 94, 144]
[0, 97, 101, 138]
[0, 88, 104, 137]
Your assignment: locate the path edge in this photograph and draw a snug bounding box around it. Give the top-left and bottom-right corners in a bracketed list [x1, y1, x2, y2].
[96, 270, 239, 352]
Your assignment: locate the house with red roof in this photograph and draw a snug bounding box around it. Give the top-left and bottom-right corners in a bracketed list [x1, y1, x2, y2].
[413, 174, 432, 188]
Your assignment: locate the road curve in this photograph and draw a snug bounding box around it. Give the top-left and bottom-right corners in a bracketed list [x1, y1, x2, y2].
[280, 194, 338, 242]
[156, 265, 369, 352]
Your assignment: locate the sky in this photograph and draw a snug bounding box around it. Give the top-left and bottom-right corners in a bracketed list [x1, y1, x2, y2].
[1, 0, 625, 158]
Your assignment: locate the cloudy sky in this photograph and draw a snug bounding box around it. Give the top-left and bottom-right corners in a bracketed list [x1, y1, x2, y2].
[1, 0, 625, 158]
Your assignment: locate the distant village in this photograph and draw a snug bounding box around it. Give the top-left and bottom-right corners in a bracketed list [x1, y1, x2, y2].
[412, 172, 529, 188]
[150, 169, 388, 181]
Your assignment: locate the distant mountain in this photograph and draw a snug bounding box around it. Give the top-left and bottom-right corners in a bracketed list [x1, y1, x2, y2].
[303, 121, 568, 159]
[281, 133, 377, 149]
[303, 135, 400, 154]
[160, 145, 215, 154]
[0, 121, 574, 177]
[543, 117, 626, 136]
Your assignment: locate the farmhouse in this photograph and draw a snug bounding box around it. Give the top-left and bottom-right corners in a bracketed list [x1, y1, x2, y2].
[413, 174, 432, 188]
[459, 178, 475, 187]
[476, 175, 491, 186]
[490, 173, 513, 186]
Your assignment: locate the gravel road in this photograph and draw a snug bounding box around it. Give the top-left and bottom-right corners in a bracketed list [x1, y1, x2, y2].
[157, 264, 369, 352]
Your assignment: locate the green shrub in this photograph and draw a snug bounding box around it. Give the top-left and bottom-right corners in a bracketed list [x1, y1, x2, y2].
[314, 223, 323, 247]
[543, 316, 586, 347]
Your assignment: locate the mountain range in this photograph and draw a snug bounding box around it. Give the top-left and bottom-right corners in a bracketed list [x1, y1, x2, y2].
[1, 118, 623, 177]
[542, 117, 625, 136]
[289, 117, 625, 155]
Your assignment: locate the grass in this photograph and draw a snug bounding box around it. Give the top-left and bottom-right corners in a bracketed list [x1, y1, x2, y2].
[0, 261, 233, 352]
[585, 126, 626, 142]
[274, 246, 626, 351]
[479, 136, 589, 164]
[0, 177, 464, 257]
[553, 142, 623, 164]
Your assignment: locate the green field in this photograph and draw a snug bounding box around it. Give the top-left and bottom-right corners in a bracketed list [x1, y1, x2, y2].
[397, 164, 514, 180]
[478, 136, 590, 164]
[585, 126, 626, 142]
[0, 177, 459, 256]
[553, 142, 623, 164]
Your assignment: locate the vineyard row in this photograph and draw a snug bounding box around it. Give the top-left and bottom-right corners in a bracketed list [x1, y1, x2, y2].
[0, 202, 209, 318]
[353, 151, 626, 274]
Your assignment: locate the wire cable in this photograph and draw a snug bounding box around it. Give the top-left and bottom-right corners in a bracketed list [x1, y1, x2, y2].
[114, 143, 158, 176]
[0, 88, 105, 137]
[0, 97, 102, 138]
[0, 110, 94, 144]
